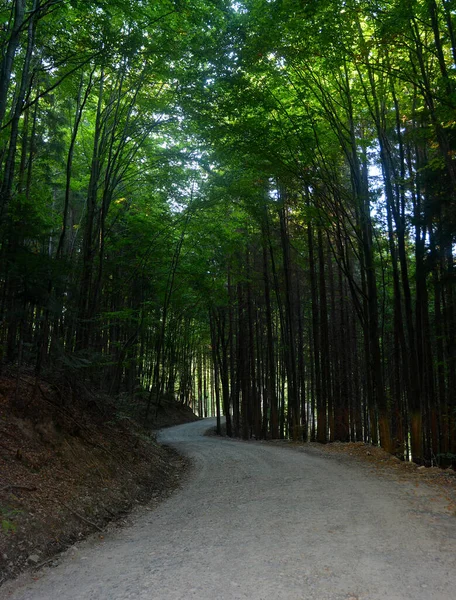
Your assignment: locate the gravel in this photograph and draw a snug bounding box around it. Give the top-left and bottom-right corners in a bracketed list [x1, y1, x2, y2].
[2, 417, 456, 600]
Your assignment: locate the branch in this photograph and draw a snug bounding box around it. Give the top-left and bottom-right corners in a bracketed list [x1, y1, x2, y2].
[0, 484, 37, 492]
[55, 499, 104, 532]
[0, 54, 98, 132]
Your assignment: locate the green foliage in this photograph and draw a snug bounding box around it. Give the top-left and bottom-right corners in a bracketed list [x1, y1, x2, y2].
[0, 507, 22, 535]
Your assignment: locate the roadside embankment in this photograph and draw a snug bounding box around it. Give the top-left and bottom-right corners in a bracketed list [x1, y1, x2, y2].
[0, 372, 197, 584]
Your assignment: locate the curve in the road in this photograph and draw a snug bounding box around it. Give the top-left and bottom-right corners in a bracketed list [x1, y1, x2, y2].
[3, 418, 456, 600]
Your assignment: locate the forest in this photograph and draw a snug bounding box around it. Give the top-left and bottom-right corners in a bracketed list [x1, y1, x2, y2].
[0, 0, 455, 467]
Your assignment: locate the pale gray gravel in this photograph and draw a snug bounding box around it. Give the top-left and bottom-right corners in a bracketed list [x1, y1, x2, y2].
[2, 417, 456, 600]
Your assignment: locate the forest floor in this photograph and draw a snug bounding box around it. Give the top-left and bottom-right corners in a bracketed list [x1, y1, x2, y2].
[0, 369, 198, 585]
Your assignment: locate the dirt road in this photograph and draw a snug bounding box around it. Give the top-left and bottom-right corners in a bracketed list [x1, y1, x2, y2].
[3, 418, 456, 600]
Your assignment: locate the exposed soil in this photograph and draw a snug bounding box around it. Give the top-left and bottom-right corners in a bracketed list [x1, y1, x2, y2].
[0, 371, 198, 585]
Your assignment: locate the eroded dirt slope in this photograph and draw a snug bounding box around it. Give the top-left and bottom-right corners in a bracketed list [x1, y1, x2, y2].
[0, 374, 197, 584]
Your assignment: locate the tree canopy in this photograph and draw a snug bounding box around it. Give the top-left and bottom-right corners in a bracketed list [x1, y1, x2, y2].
[1, 0, 455, 465]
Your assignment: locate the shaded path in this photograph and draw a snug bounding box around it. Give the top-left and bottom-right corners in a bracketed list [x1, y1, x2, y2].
[3, 418, 456, 600]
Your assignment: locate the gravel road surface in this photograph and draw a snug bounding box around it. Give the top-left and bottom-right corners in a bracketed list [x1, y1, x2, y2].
[3, 418, 456, 600]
